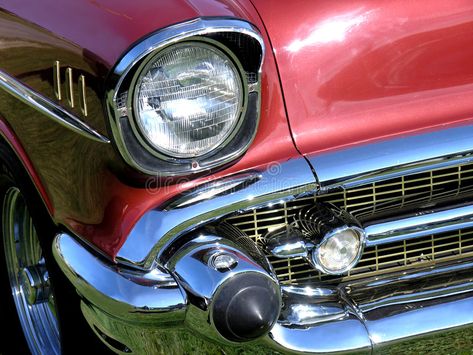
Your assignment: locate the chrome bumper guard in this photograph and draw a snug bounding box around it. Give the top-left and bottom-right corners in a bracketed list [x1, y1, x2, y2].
[54, 125, 473, 353]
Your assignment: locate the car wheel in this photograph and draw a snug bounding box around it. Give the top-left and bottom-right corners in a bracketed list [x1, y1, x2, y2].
[0, 142, 109, 355]
[1, 186, 60, 354]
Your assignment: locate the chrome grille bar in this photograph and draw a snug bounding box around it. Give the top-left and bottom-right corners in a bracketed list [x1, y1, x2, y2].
[365, 203, 473, 246]
[308, 124, 473, 191]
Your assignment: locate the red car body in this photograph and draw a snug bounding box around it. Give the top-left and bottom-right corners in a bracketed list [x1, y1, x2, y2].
[1, 1, 473, 354]
[0, 0, 298, 257]
[2, 0, 472, 258]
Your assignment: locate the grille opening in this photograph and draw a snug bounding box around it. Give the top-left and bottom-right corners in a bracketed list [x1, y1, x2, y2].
[224, 162, 473, 285]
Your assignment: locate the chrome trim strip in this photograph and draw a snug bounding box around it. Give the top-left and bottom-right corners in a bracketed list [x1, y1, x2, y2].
[52, 233, 187, 325]
[111, 18, 264, 89]
[309, 124, 473, 191]
[106, 17, 264, 176]
[365, 203, 473, 246]
[279, 286, 347, 327]
[369, 293, 473, 351]
[269, 317, 372, 354]
[348, 257, 473, 288]
[361, 279, 473, 313]
[53, 61, 61, 100]
[282, 285, 338, 298]
[345, 259, 473, 351]
[117, 157, 317, 269]
[65, 67, 74, 108]
[279, 303, 348, 326]
[78, 75, 87, 117]
[0, 69, 109, 143]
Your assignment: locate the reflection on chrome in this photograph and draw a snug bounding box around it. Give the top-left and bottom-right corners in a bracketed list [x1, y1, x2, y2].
[117, 157, 317, 269]
[310, 124, 473, 190]
[280, 303, 348, 326]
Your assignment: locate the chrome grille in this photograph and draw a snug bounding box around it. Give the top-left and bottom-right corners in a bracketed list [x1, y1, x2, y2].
[321, 164, 473, 219]
[224, 162, 473, 285]
[271, 228, 473, 284]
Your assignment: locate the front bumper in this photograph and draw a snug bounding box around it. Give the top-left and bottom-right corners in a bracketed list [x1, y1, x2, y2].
[54, 232, 473, 354]
[53, 125, 473, 354]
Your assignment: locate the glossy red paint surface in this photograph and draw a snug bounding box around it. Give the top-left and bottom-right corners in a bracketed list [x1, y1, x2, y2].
[250, 0, 473, 155]
[2, 0, 251, 67]
[0, 0, 300, 258]
[0, 117, 53, 213]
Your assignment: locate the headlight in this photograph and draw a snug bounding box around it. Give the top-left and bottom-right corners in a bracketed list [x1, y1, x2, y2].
[133, 42, 244, 158]
[107, 19, 264, 176]
[312, 227, 364, 275]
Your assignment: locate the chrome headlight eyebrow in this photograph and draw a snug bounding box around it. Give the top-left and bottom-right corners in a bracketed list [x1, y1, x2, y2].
[106, 18, 264, 176]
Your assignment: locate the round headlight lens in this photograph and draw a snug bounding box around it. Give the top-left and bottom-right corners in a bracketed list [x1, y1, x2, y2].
[134, 42, 243, 158]
[313, 228, 363, 275]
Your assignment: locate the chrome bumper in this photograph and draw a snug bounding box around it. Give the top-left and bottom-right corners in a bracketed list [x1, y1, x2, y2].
[52, 234, 187, 327]
[53, 124, 473, 354]
[54, 232, 473, 354]
[274, 260, 473, 354]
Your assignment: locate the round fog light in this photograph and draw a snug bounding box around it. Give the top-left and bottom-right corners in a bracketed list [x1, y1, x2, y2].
[312, 227, 365, 275]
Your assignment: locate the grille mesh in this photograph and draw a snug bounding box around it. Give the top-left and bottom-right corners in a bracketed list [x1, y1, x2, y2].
[224, 162, 473, 285]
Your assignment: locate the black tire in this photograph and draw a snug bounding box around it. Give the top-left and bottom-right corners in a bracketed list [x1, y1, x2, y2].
[0, 141, 110, 355]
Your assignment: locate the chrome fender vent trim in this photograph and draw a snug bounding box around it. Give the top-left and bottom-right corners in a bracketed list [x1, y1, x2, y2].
[0, 69, 109, 143]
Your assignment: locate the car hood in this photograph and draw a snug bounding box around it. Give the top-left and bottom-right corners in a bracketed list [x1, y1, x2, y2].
[250, 0, 473, 156]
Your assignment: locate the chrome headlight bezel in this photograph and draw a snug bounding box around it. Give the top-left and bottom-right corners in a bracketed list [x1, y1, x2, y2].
[106, 18, 264, 176]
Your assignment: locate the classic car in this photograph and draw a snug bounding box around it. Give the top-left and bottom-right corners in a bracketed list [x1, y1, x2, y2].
[0, 0, 473, 354]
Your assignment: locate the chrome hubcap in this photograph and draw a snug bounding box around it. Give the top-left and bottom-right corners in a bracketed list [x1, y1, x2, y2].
[2, 187, 60, 355]
[19, 265, 51, 306]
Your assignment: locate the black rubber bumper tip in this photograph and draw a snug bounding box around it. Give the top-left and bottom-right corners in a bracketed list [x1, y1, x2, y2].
[212, 273, 281, 342]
